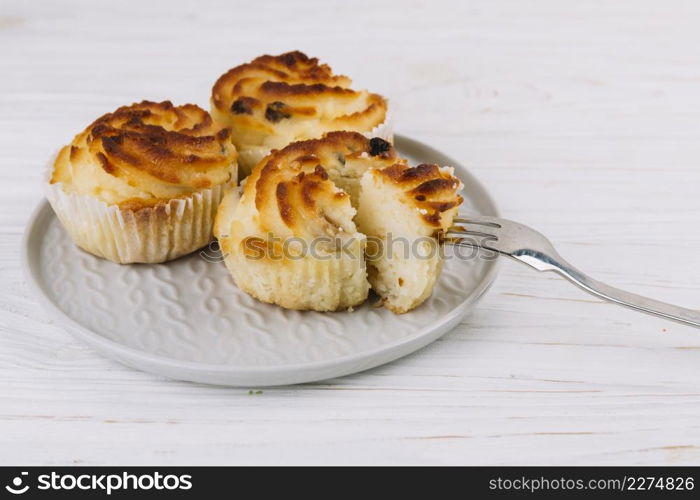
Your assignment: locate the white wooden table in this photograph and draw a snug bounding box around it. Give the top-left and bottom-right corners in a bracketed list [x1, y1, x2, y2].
[2, 0, 699, 465]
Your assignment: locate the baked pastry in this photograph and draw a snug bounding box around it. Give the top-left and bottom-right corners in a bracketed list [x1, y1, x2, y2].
[214, 131, 463, 313]
[214, 132, 389, 311]
[356, 163, 463, 313]
[47, 100, 238, 264]
[211, 51, 392, 178]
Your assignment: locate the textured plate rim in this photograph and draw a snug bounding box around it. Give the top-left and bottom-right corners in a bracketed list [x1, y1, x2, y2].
[22, 134, 500, 385]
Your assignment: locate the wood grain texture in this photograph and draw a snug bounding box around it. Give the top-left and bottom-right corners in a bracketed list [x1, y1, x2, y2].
[1, 0, 699, 465]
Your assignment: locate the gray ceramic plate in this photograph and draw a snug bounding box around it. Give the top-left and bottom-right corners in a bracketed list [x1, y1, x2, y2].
[22, 135, 500, 386]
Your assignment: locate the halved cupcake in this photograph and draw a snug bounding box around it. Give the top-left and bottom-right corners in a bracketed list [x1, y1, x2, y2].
[214, 132, 394, 311]
[214, 132, 463, 313]
[211, 51, 392, 178]
[47, 100, 238, 264]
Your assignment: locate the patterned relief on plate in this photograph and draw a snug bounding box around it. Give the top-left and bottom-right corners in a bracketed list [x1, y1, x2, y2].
[37, 214, 490, 367]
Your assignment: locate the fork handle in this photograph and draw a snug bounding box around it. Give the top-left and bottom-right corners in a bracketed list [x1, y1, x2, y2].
[528, 252, 700, 328]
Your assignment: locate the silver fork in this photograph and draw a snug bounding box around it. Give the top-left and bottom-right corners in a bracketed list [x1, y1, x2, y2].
[447, 214, 700, 328]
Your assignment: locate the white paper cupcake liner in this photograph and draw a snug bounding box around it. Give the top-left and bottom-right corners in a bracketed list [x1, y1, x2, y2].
[44, 159, 231, 264]
[363, 98, 395, 143]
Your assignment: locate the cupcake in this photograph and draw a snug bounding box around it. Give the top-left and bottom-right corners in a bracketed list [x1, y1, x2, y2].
[214, 132, 387, 311]
[211, 51, 392, 178]
[214, 131, 463, 313]
[47, 100, 238, 264]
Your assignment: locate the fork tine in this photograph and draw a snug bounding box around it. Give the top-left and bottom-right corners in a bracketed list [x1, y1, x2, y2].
[447, 213, 504, 249]
[445, 229, 498, 239]
[444, 237, 487, 248]
[453, 214, 503, 228]
[444, 236, 495, 246]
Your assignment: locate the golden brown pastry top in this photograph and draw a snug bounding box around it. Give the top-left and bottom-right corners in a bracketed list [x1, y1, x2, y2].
[229, 132, 398, 242]
[375, 163, 464, 228]
[211, 51, 388, 151]
[51, 100, 237, 208]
